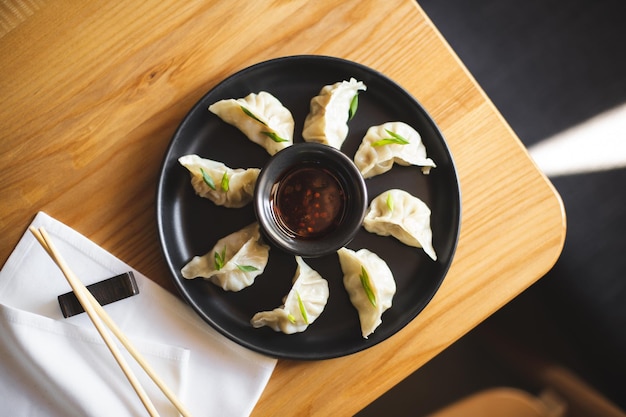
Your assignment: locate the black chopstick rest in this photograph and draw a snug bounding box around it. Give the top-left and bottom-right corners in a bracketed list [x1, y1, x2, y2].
[58, 271, 139, 318]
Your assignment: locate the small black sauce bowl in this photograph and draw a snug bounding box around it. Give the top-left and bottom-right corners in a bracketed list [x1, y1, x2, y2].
[254, 143, 368, 258]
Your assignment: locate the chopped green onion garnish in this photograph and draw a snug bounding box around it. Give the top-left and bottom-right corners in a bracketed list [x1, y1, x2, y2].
[240, 106, 288, 142]
[348, 93, 359, 120]
[240, 106, 267, 126]
[296, 290, 309, 324]
[386, 193, 394, 211]
[287, 313, 297, 324]
[359, 266, 377, 307]
[236, 264, 259, 272]
[372, 129, 410, 147]
[221, 172, 229, 192]
[200, 168, 216, 190]
[214, 247, 226, 270]
[261, 130, 288, 143]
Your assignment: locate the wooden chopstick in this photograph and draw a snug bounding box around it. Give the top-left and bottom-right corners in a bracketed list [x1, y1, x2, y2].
[30, 227, 193, 417]
[30, 227, 160, 417]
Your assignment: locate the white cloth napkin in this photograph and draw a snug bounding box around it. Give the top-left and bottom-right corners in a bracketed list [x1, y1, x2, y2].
[0, 212, 277, 417]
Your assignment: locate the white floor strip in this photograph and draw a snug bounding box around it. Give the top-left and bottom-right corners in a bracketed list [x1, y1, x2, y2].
[528, 102, 626, 177]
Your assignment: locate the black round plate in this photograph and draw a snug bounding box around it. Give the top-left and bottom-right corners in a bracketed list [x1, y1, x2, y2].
[156, 55, 461, 360]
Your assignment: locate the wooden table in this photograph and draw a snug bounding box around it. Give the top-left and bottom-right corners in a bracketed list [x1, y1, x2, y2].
[0, 0, 566, 415]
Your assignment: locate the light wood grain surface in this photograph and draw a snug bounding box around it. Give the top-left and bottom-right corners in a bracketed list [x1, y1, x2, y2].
[0, 0, 566, 415]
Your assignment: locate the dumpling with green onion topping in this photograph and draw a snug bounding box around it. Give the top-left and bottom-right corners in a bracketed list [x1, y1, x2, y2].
[337, 247, 396, 338]
[353, 121, 436, 178]
[251, 256, 329, 334]
[209, 91, 294, 155]
[178, 154, 260, 208]
[181, 223, 269, 291]
[302, 78, 366, 149]
[363, 189, 437, 261]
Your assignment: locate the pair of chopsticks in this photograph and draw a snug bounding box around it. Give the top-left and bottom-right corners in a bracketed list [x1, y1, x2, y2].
[30, 227, 192, 417]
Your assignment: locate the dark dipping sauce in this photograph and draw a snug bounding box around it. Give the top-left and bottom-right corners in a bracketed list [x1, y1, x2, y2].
[271, 164, 346, 239]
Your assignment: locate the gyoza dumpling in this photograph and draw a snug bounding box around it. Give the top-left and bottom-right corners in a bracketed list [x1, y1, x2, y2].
[181, 223, 270, 291]
[353, 121, 436, 178]
[363, 189, 437, 261]
[178, 154, 260, 208]
[302, 78, 366, 149]
[208, 91, 294, 155]
[251, 256, 329, 334]
[337, 247, 396, 338]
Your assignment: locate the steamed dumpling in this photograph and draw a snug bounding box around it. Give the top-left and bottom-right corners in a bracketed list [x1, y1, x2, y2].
[251, 256, 329, 334]
[179, 154, 260, 208]
[363, 189, 437, 261]
[302, 78, 366, 149]
[354, 121, 436, 178]
[208, 91, 294, 155]
[181, 223, 270, 291]
[337, 247, 396, 338]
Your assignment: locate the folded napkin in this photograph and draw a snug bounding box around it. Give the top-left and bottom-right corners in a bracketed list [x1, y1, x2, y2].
[0, 212, 277, 417]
